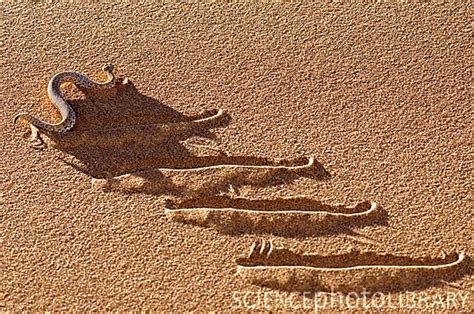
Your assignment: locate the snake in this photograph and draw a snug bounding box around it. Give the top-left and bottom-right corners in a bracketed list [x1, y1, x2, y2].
[13, 64, 116, 133]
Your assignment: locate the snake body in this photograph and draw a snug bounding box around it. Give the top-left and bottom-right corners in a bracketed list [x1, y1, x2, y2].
[14, 64, 116, 133]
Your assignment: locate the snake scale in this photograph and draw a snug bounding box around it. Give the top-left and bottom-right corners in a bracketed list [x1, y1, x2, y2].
[13, 64, 116, 133]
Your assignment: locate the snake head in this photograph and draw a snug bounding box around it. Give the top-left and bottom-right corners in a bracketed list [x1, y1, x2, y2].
[102, 64, 114, 73]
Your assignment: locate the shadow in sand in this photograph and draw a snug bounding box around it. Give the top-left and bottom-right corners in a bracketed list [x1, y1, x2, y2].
[164, 197, 388, 237]
[32, 77, 329, 195]
[236, 240, 473, 294]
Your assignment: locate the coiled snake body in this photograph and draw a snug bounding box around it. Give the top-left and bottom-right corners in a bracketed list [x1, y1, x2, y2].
[14, 64, 116, 133]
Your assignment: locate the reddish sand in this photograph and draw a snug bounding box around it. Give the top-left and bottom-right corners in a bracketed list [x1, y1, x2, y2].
[1, 2, 472, 311]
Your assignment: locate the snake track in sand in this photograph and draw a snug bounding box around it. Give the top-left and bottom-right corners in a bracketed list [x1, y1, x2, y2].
[13, 64, 116, 133]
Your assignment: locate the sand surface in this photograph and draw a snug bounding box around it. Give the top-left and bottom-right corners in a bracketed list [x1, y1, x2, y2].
[1, 2, 472, 311]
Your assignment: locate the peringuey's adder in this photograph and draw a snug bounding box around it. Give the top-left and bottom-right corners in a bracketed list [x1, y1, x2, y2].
[13, 64, 116, 133]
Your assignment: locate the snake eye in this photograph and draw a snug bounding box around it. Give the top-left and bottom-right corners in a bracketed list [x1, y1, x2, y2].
[102, 64, 114, 72]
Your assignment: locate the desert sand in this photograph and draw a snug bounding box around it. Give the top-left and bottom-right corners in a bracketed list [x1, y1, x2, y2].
[1, 2, 472, 311]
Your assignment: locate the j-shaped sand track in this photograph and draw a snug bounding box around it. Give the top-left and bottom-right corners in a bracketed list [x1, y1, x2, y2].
[150, 156, 315, 173]
[91, 157, 317, 195]
[165, 198, 377, 215]
[236, 239, 469, 292]
[34, 108, 226, 149]
[165, 198, 380, 235]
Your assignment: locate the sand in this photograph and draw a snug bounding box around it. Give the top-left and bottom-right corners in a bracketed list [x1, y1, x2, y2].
[1, 2, 472, 312]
